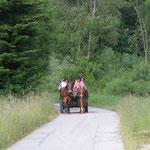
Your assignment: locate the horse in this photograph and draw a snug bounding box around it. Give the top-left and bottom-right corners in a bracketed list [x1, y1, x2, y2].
[60, 82, 73, 114]
[78, 86, 88, 114]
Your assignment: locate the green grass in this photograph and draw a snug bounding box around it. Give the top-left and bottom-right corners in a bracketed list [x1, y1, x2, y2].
[89, 93, 122, 111]
[51, 92, 60, 103]
[0, 92, 58, 150]
[118, 96, 150, 150]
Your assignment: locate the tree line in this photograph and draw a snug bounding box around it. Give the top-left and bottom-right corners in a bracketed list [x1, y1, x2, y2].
[0, 0, 150, 95]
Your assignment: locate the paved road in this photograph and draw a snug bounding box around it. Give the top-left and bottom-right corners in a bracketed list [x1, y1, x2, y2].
[7, 104, 125, 150]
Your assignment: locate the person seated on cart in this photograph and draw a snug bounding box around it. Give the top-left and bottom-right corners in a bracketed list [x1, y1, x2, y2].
[58, 78, 68, 99]
[58, 79, 64, 91]
[80, 77, 87, 89]
[73, 77, 81, 95]
[81, 77, 88, 98]
[58, 78, 68, 90]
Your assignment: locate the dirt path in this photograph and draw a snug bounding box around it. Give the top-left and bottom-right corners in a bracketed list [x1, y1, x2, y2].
[7, 104, 125, 150]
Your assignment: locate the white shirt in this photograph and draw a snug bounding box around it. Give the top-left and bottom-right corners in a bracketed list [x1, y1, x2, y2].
[60, 82, 67, 88]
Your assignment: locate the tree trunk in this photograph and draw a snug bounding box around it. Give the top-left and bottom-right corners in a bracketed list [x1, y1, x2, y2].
[87, 29, 92, 59]
[141, 15, 148, 63]
[78, 36, 81, 53]
[76, 0, 82, 54]
[87, 0, 96, 59]
[76, 0, 80, 12]
[135, 0, 148, 63]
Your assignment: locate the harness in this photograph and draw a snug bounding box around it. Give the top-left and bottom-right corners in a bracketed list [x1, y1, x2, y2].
[65, 83, 68, 89]
[78, 88, 88, 98]
[62, 82, 73, 97]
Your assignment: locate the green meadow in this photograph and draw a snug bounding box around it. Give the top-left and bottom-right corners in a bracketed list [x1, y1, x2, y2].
[0, 92, 58, 150]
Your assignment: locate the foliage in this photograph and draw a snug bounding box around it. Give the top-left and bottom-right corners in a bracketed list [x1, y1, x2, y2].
[0, 0, 150, 96]
[0, 0, 44, 94]
[104, 75, 131, 95]
[105, 61, 150, 96]
[38, 55, 74, 93]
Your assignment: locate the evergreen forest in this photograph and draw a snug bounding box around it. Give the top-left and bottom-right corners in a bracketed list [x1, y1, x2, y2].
[1, 0, 150, 96]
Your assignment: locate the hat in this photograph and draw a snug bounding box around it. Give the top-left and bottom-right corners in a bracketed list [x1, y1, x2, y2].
[64, 77, 68, 81]
[76, 76, 81, 79]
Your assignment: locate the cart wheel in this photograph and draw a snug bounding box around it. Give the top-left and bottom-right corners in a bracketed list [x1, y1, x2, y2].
[85, 102, 88, 113]
[60, 100, 64, 113]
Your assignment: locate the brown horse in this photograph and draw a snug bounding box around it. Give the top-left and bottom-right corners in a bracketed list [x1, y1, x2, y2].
[61, 82, 73, 114]
[78, 86, 88, 114]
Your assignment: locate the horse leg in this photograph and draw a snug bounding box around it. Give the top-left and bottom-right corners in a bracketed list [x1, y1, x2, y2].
[67, 100, 70, 114]
[66, 102, 69, 114]
[80, 98, 84, 114]
[64, 97, 70, 114]
[83, 99, 86, 113]
[68, 98, 71, 114]
[82, 99, 85, 113]
[82, 99, 84, 113]
[64, 98, 67, 113]
[79, 98, 81, 113]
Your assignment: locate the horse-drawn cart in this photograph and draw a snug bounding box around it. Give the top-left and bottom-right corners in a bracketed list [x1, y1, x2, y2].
[60, 82, 89, 114]
[60, 95, 88, 113]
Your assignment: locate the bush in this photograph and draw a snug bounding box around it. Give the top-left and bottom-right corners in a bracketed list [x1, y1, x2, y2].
[104, 74, 131, 95]
[95, 48, 121, 78]
[130, 61, 150, 82]
[38, 55, 73, 92]
[121, 53, 143, 69]
[131, 80, 150, 96]
[104, 61, 150, 96]
[60, 56, 103, 92]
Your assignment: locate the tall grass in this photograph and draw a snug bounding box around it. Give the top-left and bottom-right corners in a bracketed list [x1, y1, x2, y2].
[118, 96, 150, 150]
[0, 92, 58, 150]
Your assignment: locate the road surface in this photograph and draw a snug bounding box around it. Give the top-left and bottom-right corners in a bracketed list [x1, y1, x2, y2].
[7, 104, 125, 150]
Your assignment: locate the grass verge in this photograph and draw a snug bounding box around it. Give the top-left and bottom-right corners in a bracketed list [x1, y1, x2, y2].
[118, 96, 150, 150]
[89, 93, 122, 111]
[0, 92, 58, 150]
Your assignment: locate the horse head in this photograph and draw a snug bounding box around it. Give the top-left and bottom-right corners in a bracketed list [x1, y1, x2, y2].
[78, 86, 85, 98]
[67, 81, 73, 94]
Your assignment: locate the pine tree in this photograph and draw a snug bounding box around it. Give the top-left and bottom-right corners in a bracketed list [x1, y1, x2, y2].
[0, 0, 43, 94]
